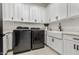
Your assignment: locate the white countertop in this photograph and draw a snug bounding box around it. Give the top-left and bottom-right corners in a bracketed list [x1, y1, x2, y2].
[47, 30, 79, 36]
[62, 31, 79, 36]
[47, 30, 63, 33]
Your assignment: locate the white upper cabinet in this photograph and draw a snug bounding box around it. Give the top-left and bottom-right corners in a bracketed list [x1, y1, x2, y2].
[14, 3, 30, 22]
[14, 3, 23, 21]
[22, 4, 29, 22]
[2, 3, 15, 21]
[46, 3, 67, 22]
[30, 4, 46, 23]
[55, 3, 67, 20]
[2, 3, 46, 23]
[30, 5, 38, 22]
[46, 4, 56, 22]
[41, 7, 46, 23]
[70, 3, 79, 16]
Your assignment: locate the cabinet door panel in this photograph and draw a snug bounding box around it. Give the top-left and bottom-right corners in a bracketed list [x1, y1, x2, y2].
[14, 3, 18, 21]
[64, 40, 74, 55]
[40, 7, 46, 23]
[2, 3, 9, 20]
[2, 3, 14, 21]
[30, 6, 38, 22]
[74, 42, 79, 55]
[47, 36, 54, 48]
[54, 38, 63, 54]
[30, 5, 46, 23]
[14, 3, 22, 21]
[71, 3, 79, 16]
[46, 4, 56, 22]
[46, 3, 67, 22]
[22, 4, 29, 22]
[56, 3, 67, 20]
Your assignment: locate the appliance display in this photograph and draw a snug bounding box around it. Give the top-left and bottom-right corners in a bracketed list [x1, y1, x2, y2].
[31, 28, 44, 50]
[0, 4, 3, 55]
[13, 27, 45, 54]
[13, 27, 31, 54]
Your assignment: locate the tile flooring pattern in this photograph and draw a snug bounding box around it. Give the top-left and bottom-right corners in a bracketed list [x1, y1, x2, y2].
[7, 46, 58, 55]
[18, 46, 58, 55]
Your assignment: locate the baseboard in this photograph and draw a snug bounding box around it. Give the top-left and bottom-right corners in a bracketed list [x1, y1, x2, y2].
[5, 49, 13, 55]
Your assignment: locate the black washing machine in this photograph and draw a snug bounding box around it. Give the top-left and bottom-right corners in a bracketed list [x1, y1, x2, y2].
[13, 27, 31, 54]
[31, 28, 45, 50]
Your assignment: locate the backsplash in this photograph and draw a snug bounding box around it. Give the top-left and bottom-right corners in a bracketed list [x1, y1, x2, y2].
[3, 21, 45, 33]
[48, 16, 79, 32]
[48, 21, 60, 31]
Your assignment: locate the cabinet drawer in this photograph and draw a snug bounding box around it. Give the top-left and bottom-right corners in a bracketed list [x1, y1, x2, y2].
[47, 32, 62, 39]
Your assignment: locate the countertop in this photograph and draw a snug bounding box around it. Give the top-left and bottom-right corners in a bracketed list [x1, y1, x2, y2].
[47, 30, 79, 36]
[62, 31, 79, 36]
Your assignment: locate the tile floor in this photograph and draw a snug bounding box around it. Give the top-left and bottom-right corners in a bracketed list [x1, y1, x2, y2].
[18, 46, 58, 55]
[7, 46, 58, 55]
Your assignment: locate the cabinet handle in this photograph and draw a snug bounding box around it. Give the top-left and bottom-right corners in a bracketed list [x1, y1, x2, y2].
[35, 19, 37, 22]
[77, 45, 79, 50]
[21, 18, 23, 21]
[11, 17, 13, 20]
[74, 44, 76, 49]
[52, 38, 54, 42]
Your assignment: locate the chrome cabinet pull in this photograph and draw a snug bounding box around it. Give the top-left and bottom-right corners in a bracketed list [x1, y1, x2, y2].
[73, 38, 79, 40]
[11, 17, 13, 20]
[74, 44, 76, 49]
[52, 38, 54, 42]
[21, 17, 23, 21]
[77, 45, 79, 50]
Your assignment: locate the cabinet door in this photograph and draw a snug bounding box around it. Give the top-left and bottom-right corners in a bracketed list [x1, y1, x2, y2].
[2, 3, 14, 21]
[39, 7, 46, 22]
[7, 33, 12, 50]
[3, 35, 8, 54]
[56, 3, 67, 20]
[30, 5, 38, 22]
[74, 42, 79, 55]
[47, 36, 54, 48]
[14, 3, 23, 21]
[54, 38, 63, 54]
[70, 3, 79, 16]
[46, 4, 56, 22]
[37, 6, 41, 23]
[22, 4, 29, 22]
[64, 40, 75, 55]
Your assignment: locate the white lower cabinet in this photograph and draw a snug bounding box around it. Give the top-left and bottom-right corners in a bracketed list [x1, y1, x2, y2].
[47, 35, 63, 54]
[74, 42, 79, 55]
[47, 36, 54, 49]
[3, 35, 8, 54]
[54, 38, 63, 54]
[7, 33, 12, 50]
[3, 32, 12, 55]
[64, 39, 79, 55]
[47, 32, 79, 55]
[64, 40, 75, 55]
